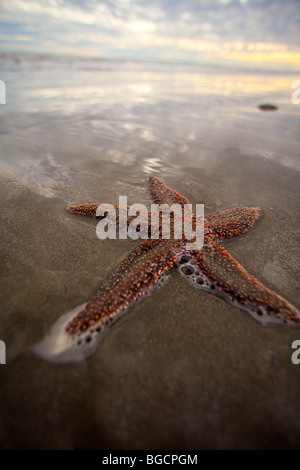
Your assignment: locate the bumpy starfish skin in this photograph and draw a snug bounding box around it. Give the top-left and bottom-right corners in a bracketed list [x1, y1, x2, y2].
[205, 207, 262, 238]
[65, 238, 185, 338]
[68, 177, 299, 327]
[66, 179, 192, 338]
[69, 203, 150, 227]
[149, 176, 191, 206]
[34, 176, 299, 362]
[177, 243, 299, 324]
[69, 202, 102, 217]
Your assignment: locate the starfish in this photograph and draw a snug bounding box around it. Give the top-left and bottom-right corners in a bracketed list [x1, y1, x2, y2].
[34, 177, 300, 362]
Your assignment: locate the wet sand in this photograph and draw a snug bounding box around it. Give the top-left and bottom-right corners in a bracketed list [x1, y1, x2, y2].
[0, 152, 299, 449]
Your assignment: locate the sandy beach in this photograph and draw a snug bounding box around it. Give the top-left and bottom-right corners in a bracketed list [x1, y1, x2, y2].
[0, 53, 299, 449]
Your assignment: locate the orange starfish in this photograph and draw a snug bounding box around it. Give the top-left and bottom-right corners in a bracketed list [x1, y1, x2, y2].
[34, 177, 300, 362]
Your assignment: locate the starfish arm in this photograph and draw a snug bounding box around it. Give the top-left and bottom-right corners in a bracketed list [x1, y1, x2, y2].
[69, 203, 103, 216]
[35, 238, 184, 362]
[69, 203, 151, 227]
[66, 238, 184, 335]
[205, 207, 262, 239]
[149, 177, 191, 206]
[178, 240, 300, 325]
[69, 203, 131, 219]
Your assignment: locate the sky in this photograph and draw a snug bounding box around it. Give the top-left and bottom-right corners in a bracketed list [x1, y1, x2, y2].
[0, 0, 300, 69]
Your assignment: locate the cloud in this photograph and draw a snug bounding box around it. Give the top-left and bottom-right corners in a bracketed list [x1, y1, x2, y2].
[0, 0, 299, 68]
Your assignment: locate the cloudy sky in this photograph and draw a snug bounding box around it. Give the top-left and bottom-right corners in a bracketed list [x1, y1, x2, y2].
[0, 0, 299, 69]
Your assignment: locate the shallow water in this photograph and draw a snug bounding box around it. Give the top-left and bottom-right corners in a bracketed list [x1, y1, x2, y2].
[0, 53, 299, 449]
